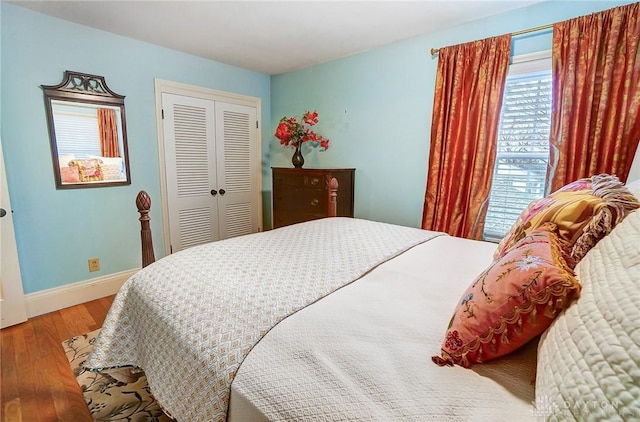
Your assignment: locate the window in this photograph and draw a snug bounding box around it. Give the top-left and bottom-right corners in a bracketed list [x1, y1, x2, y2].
[52, 100, 123, 158]
[484, 52, 552, 241]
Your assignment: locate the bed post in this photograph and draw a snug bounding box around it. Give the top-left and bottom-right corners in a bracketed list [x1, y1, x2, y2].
[136, 190, 156, 268]
[327, 176, 339, 217]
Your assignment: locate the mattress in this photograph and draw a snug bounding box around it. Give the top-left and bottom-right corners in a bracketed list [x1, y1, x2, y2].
[86, 218, 443, 421]
[229, 235, 538, 421]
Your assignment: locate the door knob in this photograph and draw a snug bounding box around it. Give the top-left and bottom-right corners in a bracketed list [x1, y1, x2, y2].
[0, 208, 6, 218]
[219, 189, 226, 196]
[210, 189, 217, 196]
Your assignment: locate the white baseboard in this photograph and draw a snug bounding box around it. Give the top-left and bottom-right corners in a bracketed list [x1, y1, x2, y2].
[25, 268, 139, 318]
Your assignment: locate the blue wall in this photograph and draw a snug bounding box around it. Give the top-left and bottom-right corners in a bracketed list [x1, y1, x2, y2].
[2, 1, 636, 295]
[1, 3, 270, 294]
[270, 1, 637, 228]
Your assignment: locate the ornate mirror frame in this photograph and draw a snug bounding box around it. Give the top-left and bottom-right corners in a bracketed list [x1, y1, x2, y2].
[42, 70, 131, 189]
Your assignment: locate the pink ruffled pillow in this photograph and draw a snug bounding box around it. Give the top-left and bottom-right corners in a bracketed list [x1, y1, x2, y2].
[60, 166, 80, 183]
[433, 223, 581, 367]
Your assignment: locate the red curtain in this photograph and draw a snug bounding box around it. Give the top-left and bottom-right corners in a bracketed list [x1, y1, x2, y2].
[422, 35, 511, 239]
[98, 108, 120, 157]
[548, 3, 640, 192]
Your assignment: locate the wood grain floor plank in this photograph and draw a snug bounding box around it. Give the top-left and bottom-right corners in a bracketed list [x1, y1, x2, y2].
[51, 344, 92, 421]
[1, 326, 20, 421]
[82, 297, 110, 332]
[12, 320, 40, 422]
[0, 296, 115, 422]
[33, 312, 91, 422]
[2, 398, 22, 422]
[98, 294, 116, 312]
[59, 305, 94, 339]
[24, 316, 58, 421]
[49, 311, 72, 345]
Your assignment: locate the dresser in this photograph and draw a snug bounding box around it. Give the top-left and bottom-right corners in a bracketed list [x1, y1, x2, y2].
[272, 167, 355, 228]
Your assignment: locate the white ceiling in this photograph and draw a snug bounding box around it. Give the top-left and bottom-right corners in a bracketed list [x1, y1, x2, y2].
[11, 1, 547, 75]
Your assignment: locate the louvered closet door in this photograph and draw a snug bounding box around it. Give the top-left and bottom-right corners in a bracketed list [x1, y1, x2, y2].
[214, 102, 259, 239]
[162, 93, 219, 252]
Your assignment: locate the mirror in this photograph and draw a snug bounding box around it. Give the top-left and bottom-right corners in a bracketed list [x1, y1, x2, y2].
[42, 71, 131, 189]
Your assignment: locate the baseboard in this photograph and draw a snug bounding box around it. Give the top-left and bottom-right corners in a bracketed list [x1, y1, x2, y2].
[25, 268, 139, 318]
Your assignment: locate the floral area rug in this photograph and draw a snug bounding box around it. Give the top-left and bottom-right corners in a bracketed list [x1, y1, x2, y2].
[63, 329, 172, 421]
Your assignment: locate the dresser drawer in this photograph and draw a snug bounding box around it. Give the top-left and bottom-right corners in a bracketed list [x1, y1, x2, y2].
[274, 189, 327, 212]
[274, 173, 326, 189]
[272, 167, 355, 229]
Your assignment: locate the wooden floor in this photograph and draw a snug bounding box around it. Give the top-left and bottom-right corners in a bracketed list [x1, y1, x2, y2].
[1, 295, 115, 422]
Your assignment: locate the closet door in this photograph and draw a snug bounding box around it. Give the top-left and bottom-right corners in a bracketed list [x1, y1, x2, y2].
[162, 93, 219, 252]
[214, 102, 260, 239]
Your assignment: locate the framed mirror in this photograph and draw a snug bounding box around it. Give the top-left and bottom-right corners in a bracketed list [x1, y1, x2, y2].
[42, 71, 131, 189]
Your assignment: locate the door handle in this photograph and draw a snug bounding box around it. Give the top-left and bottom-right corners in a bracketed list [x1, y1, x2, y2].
[210, 189, 217, 196]
[219, 189, 226, 196]
[0, 208, 6, 218]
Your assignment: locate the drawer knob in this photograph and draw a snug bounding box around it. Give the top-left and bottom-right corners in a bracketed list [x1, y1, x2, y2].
[310, 198, 319, 206]
[310, 177, 320, 186]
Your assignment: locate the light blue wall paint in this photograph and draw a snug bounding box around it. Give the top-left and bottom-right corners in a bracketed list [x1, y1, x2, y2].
[2, 1, 635, 295]
[270, 1, 636, 228]
[1, 3, 271, 294]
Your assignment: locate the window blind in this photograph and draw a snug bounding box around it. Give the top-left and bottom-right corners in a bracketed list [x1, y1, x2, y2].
[53, 111, 101, 158]
[484, 69, 552, 240]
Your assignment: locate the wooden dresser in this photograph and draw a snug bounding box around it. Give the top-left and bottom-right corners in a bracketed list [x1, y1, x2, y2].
[272, 167, 355, 228]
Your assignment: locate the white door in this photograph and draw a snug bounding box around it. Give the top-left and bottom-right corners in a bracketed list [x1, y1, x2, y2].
[162, 93, 260, 253]
[0, 138, 28, 328]
[214, 102, 260, 239]
[163, 93, 219, 252]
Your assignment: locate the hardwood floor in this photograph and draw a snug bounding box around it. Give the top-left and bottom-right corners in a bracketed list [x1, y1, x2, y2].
[1, 295, 115, 422]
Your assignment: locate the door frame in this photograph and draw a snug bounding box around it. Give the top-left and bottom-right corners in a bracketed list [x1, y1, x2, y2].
[0, 136, 28, 328]
[154, 79, 262, 256]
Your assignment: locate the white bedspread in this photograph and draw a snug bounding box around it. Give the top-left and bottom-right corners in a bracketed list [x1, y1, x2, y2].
[535, 210, 640, 420]
[229, 235, 538, 421]
[86, 218, 440, 422]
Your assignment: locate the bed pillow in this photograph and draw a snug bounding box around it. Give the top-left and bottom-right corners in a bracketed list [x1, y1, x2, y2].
[68, 159, 104, 182]
[101, 164, 126, 181]
[626, 178, 640, 200]
[535, 209, 640, 420]
[432, 223, 581, 368]
[59, 153, 76, 168]
[89, 155, 125, 172]
[494, 174, 640, 264]
[60, 166, 80, 183]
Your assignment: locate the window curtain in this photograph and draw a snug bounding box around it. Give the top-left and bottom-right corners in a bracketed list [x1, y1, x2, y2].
[422, 34, 511, 240]
[548, 3, 640, 192]
[98, 108, 120, 157]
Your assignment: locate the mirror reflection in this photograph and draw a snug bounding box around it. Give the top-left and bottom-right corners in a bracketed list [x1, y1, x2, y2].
[42, 71, 131, 188]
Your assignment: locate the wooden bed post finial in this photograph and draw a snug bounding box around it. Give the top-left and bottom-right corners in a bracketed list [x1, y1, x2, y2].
[326, 176, 339, 217]
[136, 190, 156, 268]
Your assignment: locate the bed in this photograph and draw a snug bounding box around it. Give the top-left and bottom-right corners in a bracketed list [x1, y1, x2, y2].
[86, 175, 640, 422]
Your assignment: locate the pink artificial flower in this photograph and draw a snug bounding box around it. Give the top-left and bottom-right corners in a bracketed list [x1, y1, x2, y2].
[274, 121, 291, 142]
[303, 111, 319, 126]
[274, 110, 330, 151]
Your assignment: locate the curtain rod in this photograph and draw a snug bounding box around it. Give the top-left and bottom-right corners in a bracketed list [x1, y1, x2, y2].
[429, 23, 554, 56]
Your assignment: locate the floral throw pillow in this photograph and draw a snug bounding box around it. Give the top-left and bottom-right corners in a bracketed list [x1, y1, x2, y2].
[68, 159, 104, 182]
[432, 224, 581, 368]
[494, 174, 640, 264]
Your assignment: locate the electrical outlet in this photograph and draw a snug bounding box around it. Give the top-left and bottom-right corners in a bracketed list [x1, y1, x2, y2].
[88, 258, 100, 272]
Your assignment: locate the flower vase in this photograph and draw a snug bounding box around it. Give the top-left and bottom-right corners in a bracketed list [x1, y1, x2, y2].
[292, 143, 304, 168]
